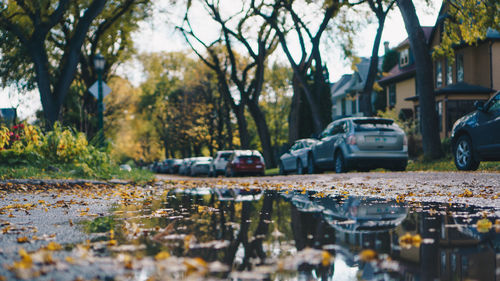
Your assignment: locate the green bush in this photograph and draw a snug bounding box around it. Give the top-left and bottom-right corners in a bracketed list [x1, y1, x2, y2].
[0, 122, 113, 178]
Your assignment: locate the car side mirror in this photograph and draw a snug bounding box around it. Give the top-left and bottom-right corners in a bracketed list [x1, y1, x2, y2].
[475, 101, 485, 111]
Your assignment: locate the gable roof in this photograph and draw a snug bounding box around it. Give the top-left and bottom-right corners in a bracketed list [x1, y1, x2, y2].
[396, 26, 433, 49]
[331, 74, 354, 99]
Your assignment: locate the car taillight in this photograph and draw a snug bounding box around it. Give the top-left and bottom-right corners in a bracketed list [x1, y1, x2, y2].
[403, 135, 408, 146]
[347, 135, 357, 145]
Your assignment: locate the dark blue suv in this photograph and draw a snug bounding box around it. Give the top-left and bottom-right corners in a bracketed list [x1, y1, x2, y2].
[451, 91, 500, 170]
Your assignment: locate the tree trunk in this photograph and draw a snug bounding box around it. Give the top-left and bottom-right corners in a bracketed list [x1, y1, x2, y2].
[397, 0, 443, 159]
[234, 104, 250, 149]
[360, 17, 385, 117]
[30, 42, 60, 127]
[247, 99, 275, 168]
[288, 74, 302, 143]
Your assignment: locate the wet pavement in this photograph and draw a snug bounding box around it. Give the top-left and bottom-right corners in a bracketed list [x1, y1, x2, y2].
[0, 172, 499, 280]
[0, 179, 496, 280]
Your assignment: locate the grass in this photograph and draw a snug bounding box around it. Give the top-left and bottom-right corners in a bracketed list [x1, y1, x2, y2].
[407, 157, 500, 172]
[265, 156, 500, 175]
[0, 163, 155, 183]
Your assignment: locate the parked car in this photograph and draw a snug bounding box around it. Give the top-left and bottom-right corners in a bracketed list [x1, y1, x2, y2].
[190, 157, 213, 176]
[158, 159, 172, 174]
[225, 150, 265, 177]
[209, 150, 233, 177]
[169, 159, 183, 174]
[178, 158, 194, 175]
[451, 91, 500, 170]
[279, 138, 317, 175]
[150, 161, 162, 173]
[308, 117, 408, 173]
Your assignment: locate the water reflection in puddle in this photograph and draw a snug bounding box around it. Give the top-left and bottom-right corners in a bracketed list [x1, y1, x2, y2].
[91, 188, 500, 280]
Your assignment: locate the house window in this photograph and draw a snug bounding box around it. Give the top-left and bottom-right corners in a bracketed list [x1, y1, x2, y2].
[436, 61, 443, 88]
[400, 48, 410, 67]
[446, 59, 453, 85]
[436, 101, 443, 132]
[389, 84, 396, 107]
[456, 54, 464, 82]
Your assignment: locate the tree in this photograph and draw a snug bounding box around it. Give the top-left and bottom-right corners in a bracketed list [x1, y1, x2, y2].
[179, 0, 279, 167]
[0, 0, 150, 128]
[137, 52, 231, 159]
[252, 0, 337, 142]
[358, 0, 395, 116]
[434, 0, 500, 60]
[396, 0, 443, 159]
[262, 62, 293, 153]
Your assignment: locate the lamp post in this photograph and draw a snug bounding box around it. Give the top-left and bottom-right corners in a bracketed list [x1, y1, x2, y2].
[94, 54, 105, 144]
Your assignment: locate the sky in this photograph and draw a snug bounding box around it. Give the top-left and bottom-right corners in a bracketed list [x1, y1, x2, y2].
[0, 0, 441, 121]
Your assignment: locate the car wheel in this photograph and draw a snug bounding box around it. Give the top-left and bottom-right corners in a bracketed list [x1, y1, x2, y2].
[279, 161, 286, 175]
[334, 152, 347, 173]
[297, 160, 304, 175]
[454, 135, 480, 171]
[231, 169, 237, 177]
[307, 155, 316, 174]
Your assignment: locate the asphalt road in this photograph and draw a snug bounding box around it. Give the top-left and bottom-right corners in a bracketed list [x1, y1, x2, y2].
[0, 171, 498, 280]
[157, 171, 500, 208]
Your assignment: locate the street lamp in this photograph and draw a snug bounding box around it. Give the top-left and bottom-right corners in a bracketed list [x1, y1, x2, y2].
[94, 54, 105, 144]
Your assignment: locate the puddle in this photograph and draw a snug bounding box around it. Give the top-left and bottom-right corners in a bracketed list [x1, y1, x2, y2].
[83, 188, 500, 280]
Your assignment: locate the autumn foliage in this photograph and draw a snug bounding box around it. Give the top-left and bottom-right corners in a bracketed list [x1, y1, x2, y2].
[0, 122, 111, 176]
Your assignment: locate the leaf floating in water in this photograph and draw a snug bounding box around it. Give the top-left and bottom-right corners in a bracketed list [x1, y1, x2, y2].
[155, 251, 170, 261]
[358, 249, 378, 262]
[398, 233, 421, 249]
[476, 218, 492, 233]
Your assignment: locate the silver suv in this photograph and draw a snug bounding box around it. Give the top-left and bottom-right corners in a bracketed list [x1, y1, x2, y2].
[308, 117, 408, 173]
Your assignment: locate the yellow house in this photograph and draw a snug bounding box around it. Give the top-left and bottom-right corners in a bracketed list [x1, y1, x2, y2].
[379, 9, 499, 139]
[378, 27, 433, 120]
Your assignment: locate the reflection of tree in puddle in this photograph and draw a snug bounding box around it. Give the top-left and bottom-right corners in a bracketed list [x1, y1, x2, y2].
[80, 187, 499, 281]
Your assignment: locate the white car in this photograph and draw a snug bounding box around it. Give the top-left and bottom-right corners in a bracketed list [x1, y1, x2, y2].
[190, 157, 213, 176]
[209, 150, 233, 176]
[279, 139, 317, 175]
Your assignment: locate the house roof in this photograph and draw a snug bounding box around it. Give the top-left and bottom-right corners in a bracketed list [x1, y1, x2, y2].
[404, 82, 495, 101]
[331, 74, 354, 99]
[378, 63, 416, 85]
[396, 27, 433, 49]
[349, 57, 383, 92]
[331, 57, 384, 99]
[435, 82, 495, 95]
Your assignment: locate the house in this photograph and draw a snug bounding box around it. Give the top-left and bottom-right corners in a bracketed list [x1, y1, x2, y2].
[428, 24, 499, 138]
[379, 7, 499, 139]
[378, 27, 433, 120]
[331, 57, 383, 120]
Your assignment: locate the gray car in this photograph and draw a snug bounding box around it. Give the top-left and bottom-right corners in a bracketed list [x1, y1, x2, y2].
[190, 157, 213, 176]
[308, 117, 408, 173]
[279, 138, 317, 175]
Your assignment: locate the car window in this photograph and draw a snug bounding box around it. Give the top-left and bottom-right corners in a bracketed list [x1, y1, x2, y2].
[219, 153, 232, 160]
[331, 121, 346, 135]
[487, 94, 500, 113]
[321, 122, 336, 138]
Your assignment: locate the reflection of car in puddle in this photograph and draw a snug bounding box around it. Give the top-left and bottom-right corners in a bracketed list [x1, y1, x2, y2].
[169, 187, 263, 202]
[212, 188, 263, 201]
[317, 196, 408, 233]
